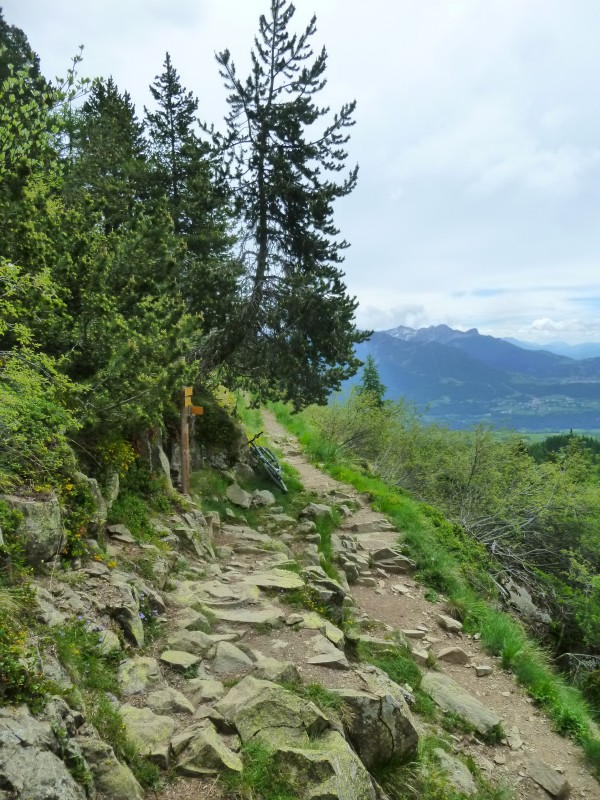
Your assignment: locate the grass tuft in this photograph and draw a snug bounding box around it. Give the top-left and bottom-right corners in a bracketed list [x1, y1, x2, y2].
[221, 739, 297, 800]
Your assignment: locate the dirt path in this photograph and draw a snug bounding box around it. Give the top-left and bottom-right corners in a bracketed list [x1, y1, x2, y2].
[262, 410, 598, 800]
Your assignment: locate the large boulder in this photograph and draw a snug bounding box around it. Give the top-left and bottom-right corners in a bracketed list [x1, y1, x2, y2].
[334, 686, 418, 768]
[215, 676, 329, 747]
[252, 489, 276, 507]
[76, 736, 144, 800]
[0, 744, 86, 800]
[432, 748, 478, 796]
[118, 656, 163, 696]
[146, 687, 195, 715]
[211, 641, 254, 675]
[120, 705, 176, 768]
[526, 758, 571, 799]
[106, 575, 145, 646]
[166, 629, 220, 657]
[175, 720, 242, 775]
[215, 678, 378, 799]
[226, 484, 253, 508]
[300, 503, 333, 519]
[1, 494, 63, 565]
[0, 705, 85, 800]
[273, 730, 377, 800]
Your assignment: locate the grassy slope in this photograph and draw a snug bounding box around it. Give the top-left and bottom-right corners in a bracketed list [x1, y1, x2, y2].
[271, 402, 600, 778]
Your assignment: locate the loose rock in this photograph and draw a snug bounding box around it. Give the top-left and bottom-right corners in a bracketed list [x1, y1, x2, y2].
[435, 613, 463, 633]
[437, 646, 470, 665]
[526, 758, 571, 799]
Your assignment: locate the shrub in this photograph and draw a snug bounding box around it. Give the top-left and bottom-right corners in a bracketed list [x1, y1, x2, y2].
[0, 353, 77, 490]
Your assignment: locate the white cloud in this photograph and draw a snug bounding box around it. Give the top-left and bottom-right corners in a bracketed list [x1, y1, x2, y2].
[5, 0, 600, 344]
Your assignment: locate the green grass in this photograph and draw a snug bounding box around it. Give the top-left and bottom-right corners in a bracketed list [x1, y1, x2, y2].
[52, 619, 121, 694]
[413, 690, 438, 721]
[107, 491, 169, 550]
[271, 401, 600, 779]
[221, 739, 297, 800]
[280, 680, 344, 713]
[355, 640, 423, 690]
[49, 619, 161, 789]
[236, 396, 264, 437]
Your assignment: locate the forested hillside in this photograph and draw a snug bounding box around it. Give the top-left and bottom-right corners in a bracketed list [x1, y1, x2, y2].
[0, 0, 365, 496]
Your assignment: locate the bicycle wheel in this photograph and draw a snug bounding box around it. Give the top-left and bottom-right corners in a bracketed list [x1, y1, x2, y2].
[253, 444, 288, 493]
[263, 461, 287, 493]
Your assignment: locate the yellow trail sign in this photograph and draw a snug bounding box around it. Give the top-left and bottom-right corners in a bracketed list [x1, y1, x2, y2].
[191, 405, 204, 416]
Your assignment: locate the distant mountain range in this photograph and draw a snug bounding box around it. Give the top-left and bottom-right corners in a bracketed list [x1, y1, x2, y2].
[503, 337, 600, 360]
[354, 325, 600, 431]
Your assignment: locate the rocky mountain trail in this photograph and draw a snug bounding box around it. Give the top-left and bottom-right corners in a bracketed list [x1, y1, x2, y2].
[1, 413, 597, 799]
[261, 409, 599, 800]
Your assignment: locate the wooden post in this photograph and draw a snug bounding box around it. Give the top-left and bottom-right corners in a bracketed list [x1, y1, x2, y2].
[181, 388, 192, 495]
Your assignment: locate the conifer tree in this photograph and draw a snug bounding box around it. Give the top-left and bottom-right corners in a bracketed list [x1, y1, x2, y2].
[208, 0, 368, 406]
[145, 52, 198, 232]
[357, 355, 386, 407]
[145, 54, 240, 330]
[69, 77, 147, 232]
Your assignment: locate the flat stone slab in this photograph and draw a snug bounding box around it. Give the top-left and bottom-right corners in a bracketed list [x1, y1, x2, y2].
[344, 520, 394, 533]
[106, 524, 136, 543]
[209, 606, 285, 626]
[221, 525, 273, 543]
[421, 672, 502, 736]
[306, 652, 350, 670]
[402, 629, 427, 639]
[242, 569, 304, 590]
[160, 650, 201, 672]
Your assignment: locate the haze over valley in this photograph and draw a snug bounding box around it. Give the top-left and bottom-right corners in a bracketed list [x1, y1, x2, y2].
[356, 325, 600, 431]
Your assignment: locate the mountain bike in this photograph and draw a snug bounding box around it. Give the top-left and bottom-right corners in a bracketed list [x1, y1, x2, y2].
[247, 432, 288, 493]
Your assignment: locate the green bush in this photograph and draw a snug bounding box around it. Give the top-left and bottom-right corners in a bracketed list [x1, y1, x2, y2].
[0, 353, 77, 491]
[582, 670, 600, 715]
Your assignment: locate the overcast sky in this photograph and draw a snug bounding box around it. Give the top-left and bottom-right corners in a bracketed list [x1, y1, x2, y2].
[4, 0, 600, 343]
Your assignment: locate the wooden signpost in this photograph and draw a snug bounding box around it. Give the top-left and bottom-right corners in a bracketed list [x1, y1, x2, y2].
[180, 388, 203, 496]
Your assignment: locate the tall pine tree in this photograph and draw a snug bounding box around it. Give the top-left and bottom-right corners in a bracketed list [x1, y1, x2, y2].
[208, 0, 368, 406]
